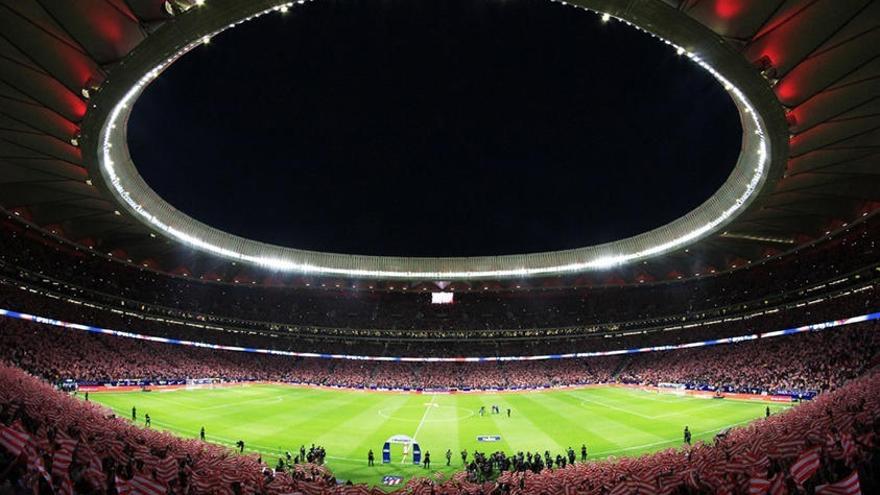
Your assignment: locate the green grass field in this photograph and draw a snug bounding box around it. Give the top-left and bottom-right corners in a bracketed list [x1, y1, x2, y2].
[88, 385, 791, 487]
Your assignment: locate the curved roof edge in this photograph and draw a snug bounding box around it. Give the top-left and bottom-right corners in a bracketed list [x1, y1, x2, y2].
[80, 0, 789, 280]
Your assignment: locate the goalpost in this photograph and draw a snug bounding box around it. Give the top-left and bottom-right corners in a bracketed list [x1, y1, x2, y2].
[657, 382, 687, 396]
[185, 378, 218, 390]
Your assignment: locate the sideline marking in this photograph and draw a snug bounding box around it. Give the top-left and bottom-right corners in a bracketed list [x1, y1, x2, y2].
[589, 417, 758, 456]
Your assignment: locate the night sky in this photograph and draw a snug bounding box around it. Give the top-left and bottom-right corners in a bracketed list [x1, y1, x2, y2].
[128, 0, 741, 257]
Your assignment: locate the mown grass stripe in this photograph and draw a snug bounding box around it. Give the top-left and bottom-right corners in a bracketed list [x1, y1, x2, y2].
[88, 385, 792, 487]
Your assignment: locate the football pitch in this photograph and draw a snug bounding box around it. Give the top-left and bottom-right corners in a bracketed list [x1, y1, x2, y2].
[89, 385, 791, 487]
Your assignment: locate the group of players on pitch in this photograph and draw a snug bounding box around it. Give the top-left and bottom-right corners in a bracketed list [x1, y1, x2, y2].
[366, 445, 591, 479]
[478, 405, 510, 417]
[461, 446, 589, 480]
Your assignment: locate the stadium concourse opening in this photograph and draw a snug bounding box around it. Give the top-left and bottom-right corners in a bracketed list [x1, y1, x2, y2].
[128, 0, 741, 257]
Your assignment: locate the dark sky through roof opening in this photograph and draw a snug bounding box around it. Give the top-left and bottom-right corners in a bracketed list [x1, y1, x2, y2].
[129, 0, 741, 257]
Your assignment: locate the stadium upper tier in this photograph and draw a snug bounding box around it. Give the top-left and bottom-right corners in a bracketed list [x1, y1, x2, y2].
[0, 216, 876, 345]
[0, 0, 878, 287]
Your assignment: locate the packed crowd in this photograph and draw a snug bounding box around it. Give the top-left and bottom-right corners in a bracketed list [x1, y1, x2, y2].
[1, 316, 877, 396]
[617, 323, 880, 395]
[0, 273, 875, 358]
[1, 361, 878, 494]
[1, 215, 876, 333]
[446, 370, 880, 495]
[0, 317, 622, 389]
[0, 365, 335, 494]
[0, 364, 340, 495]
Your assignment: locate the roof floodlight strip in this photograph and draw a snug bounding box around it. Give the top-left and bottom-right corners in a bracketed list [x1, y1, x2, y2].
[94, 0, 778, 279]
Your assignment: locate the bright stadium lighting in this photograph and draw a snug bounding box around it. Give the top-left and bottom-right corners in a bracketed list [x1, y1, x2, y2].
[94, 0, 775, 280]
[431, 292, 454, 304]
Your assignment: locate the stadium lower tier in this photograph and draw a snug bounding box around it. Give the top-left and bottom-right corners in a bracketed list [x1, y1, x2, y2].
[1, 313, 879, 395]
[1, 361, 879, 494]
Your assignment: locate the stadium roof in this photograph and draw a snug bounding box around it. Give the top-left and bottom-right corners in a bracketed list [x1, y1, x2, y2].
[0, 0, 878, 288]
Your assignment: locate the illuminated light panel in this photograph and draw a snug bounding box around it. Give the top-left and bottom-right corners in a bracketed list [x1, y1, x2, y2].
[96, 1, 772, 280]
[431, 292, 454, 304]
[720, 232, 796, 245]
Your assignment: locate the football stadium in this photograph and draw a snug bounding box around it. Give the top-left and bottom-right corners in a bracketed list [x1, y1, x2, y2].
[0, 0, 879, 494]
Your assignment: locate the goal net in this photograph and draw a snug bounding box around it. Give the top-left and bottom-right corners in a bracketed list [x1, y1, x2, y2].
[186, 378, 218, 390]
[657, 382, 687, 396]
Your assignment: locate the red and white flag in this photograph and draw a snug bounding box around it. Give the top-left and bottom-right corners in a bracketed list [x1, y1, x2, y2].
[190, 472, 215, 493]
[296, 480, 327, 495]
[815, 471, 861, 495]
[155, 456, 177, 485]
[52, 437, 77, 478]
[790, 447, 821, 486]
[130, 474, 166, 495]
[116, 475, 132, 495]
[840, 434, 857, 461]
[55, 477, 74, 495]
[0, 424, 31, 456]
[769, 472, 787, 495]
[77, 443, 106, 489]
[608, 480, 630, 495]
[773, 439, 803, 459]
[52, 436, 77, 493]
[749, 476, 770, 495]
